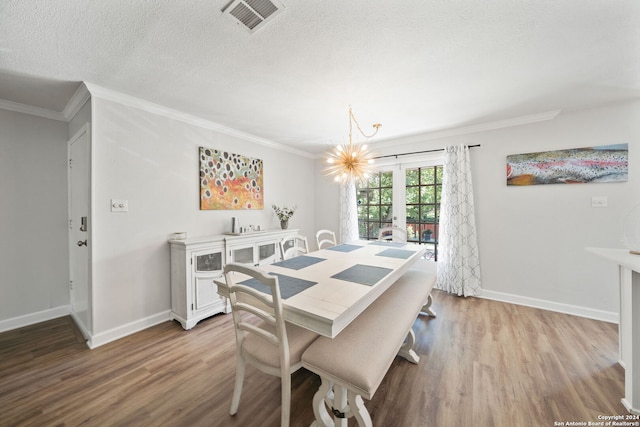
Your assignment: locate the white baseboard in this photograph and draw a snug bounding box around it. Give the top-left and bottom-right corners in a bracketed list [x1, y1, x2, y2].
[0, 305, 71, 333]
[69, 311, 92, 342]
[88, 311, 171, 349]
[479, 290, 619, 324]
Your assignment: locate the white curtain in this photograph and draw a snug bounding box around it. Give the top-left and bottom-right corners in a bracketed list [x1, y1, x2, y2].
[436, 145, 482, 296]
[339, 178, 359, 244]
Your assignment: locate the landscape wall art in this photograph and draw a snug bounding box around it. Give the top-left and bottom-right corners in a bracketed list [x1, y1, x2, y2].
[506, 144, 628, 186]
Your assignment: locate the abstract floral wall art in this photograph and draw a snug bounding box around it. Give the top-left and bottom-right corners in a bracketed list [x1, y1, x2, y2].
[506, 144, 628, 186]
[200, 147, 263, 210]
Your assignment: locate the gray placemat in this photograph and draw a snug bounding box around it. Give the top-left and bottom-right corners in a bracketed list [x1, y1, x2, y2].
[273, 256, 326, 270]
[326, 244, 363, 252]
[375, 248, 414, 259]
[239, 274, 317, 299]
[331, 264, 393, 286]
[369, 241, 407, 248]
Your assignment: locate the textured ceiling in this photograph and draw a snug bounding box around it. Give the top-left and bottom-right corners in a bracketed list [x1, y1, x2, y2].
[1, 0, 639, 154]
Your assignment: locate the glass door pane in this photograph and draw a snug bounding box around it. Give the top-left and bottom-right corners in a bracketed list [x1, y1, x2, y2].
[405, 165, 442, 260]
[195, 252, 223, 273]
[232, 247, 254, 264]
[357, 171, 393, 240]
[258, 242, 277, 265]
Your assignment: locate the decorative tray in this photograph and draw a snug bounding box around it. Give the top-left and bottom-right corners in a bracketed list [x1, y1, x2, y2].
[223, 230, 267, 236]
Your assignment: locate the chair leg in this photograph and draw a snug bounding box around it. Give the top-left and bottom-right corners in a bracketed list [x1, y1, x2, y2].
[230, 354, 245, 415]
[281, 372, 291, 427]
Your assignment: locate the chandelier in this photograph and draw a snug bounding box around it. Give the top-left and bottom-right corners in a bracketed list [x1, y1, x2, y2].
[325, 107, 381, 183]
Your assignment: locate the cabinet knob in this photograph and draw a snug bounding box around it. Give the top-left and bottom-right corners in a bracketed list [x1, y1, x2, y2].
[77, 240, 87, 247]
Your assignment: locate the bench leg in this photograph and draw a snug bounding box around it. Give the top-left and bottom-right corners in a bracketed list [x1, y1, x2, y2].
[310, 377, 335, 427]
[420, 293, 436, 317]
[397, 328, 420, 364]
[309, 378, 373, 427]
[349, 390, 373, 427]
[333, 385, 349, 427]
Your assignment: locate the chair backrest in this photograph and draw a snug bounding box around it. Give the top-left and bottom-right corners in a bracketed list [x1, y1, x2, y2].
[377, 226, 407, 242]
[279, 235, 309, 260]
[224, 262, 289, 374]
[315, 229, 337, 250]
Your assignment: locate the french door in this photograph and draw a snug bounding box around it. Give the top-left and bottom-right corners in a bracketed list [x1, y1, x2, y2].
[357, 159, 442, 260]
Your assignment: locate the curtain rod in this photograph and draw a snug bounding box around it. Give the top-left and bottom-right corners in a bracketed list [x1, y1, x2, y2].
[373, 144, 481, 160]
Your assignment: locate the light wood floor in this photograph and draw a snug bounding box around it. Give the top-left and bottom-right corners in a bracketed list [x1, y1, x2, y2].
[0, 290, 625, 427]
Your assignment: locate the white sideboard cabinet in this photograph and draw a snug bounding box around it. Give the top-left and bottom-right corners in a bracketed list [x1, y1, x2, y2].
[169, 229, 297, 330]
[225, 229, 297, 266]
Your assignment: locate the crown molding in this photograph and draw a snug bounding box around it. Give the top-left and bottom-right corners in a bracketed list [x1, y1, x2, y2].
[83, 82, 315, 159]
[63, 83, 91, 121]
[2, 81, 562, 161]
[0, 82, 89, 122]
[370, 109, 563, 151]
[0, 98, 66, 121]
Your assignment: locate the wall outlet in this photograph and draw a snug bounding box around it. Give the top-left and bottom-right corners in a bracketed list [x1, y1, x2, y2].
[111, 199, 129, 212]
[591, 196, 608, 208]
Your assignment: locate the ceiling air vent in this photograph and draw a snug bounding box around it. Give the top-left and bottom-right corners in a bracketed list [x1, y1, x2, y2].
[221, 0, 285, 33]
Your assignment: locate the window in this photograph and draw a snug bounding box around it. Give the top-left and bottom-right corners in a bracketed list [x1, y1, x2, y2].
[406, 166, 442, 260]
[357, 171, 393, 240]
[356, 160, 443, 261]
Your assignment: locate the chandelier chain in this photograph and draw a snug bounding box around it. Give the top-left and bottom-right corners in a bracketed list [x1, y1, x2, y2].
[349, 107, 380, 143]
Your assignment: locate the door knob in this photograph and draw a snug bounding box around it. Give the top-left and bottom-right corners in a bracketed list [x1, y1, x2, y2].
[77, 240, 87, 247]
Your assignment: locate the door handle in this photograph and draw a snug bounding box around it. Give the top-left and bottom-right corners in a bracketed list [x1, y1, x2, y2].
[77, 240, 87, 247]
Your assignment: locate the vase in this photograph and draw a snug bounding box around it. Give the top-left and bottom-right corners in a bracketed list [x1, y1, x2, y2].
[280, 220, 288, 229]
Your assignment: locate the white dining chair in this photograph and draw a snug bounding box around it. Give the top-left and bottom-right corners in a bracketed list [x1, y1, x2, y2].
[223, 263, 319, 427]
[315, 229, 337, 250]
[279, 235, 309, 260]
[377, 225, 407, 242]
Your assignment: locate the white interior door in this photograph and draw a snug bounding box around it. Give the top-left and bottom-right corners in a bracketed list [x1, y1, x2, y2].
[68, 124, 91, 337]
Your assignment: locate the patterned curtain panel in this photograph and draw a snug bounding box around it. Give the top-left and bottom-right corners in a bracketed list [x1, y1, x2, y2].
[436, 145, 482, 296]
[339, 178, 359, 244]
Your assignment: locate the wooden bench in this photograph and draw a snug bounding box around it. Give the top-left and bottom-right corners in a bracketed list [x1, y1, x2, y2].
[301, 268, 437, 427]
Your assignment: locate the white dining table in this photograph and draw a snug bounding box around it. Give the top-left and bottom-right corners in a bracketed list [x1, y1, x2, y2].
[216, 240, 427, 338]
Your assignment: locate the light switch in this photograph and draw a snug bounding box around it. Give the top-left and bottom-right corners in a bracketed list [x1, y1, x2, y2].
[591, 196, 608, 208]
[111, 199, 129, 212]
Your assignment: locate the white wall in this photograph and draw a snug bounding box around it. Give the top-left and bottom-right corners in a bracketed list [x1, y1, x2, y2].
[472, 102, 638, 319]
[314, 100, 640, 321]
[0, 109, 70, 326]
[89, 96, 316, 338]
[314, 163, 341, 247]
